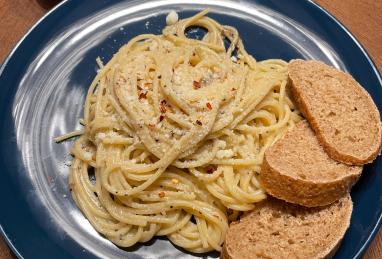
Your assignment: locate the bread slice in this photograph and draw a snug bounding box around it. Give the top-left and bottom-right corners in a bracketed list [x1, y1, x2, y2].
[288, 59, 382, 165]
[221, 195, 352, 259]
[260, 120, 361, 207]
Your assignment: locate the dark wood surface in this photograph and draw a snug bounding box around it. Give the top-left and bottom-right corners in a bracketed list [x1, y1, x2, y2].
[0, 0, 381, 258]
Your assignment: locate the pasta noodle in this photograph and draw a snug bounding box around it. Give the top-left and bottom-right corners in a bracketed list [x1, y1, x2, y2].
[64, 10, 302, 253]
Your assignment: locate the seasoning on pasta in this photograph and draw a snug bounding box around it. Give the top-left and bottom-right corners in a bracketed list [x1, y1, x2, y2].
[56, 10, 302, 253]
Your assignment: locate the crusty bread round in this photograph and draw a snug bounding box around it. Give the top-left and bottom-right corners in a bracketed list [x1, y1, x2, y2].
[260, 120, 361, 207]
[221, 195, 353, 259]
[288, 59, 382, 165]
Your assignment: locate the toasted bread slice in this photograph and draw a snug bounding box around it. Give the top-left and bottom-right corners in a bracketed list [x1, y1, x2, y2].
[288, 59, 382, 165]
[221, 195, 352, 259]
[260, 121, 361, 207]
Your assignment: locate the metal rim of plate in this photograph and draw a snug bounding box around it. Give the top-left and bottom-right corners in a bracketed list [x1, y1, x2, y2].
[0, 0, 381, 258]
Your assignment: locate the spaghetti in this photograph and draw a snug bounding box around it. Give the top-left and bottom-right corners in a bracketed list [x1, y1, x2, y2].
[64, 10, 302, 252]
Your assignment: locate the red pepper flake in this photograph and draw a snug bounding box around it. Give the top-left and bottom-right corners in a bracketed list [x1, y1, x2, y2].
[139, 92, 147, 100]
[159, 115, 165, 122]
[193, 80, 201, 89]
[160, 104, 167, 113]
[161, 100, 167, 105]
[206, 102, 212, 110]
[206, 167, 214, 174]
[159, 191, 165, 198]
[196, 120, 202, 126]
[47, 176, 54, 184]
[231, 88, 237, 91]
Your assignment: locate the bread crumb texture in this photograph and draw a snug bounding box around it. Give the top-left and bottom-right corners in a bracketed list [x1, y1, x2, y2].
[288, 59, 382, 164]
[260, 121, 361, 207]
[222, 195, 352, 259]
[266, 121, 361, 181]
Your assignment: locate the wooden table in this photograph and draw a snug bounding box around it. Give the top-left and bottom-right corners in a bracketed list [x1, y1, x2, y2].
[0, 0, 381, 258]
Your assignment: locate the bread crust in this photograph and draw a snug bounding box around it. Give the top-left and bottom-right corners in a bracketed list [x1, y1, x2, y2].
[221, 195, 353, 259]
[221, 243, 231, 259]
[288, 59, 382, 165]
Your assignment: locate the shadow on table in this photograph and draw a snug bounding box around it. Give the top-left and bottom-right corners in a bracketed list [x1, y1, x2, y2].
[36, 0, 62, 10]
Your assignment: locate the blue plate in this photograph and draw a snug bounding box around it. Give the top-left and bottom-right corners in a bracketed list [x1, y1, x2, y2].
[0, 0, 381, 258]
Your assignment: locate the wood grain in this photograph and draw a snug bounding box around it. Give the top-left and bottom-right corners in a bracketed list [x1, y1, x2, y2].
[0, 0, 381, 258]
[0, 0, 44, 61]
[316, 0, 382, 71]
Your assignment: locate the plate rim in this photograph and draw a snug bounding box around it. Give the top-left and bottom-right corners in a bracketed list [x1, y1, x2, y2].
[0, 0, 381, 258]
[0, 0, 70, 256]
